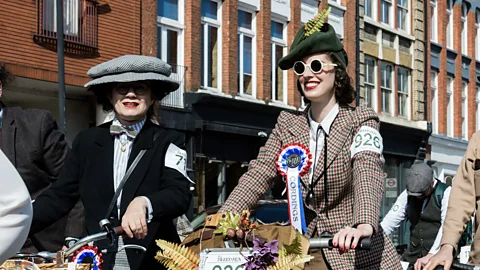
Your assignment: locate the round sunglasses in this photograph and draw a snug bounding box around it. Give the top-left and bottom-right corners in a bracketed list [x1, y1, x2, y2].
[293, 59, 338, 76]
[114, 83, 149, 95]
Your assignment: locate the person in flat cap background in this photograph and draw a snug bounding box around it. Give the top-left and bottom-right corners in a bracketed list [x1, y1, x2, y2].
[219, 8, 402, 269]
[29, 55, 193, 270]
[380, 162, 452, 269]
[0, 63, 84, 253]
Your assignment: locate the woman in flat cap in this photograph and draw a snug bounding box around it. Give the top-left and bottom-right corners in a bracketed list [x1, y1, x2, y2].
[220, 9, 402, 269]
[29, 55, 193, 270]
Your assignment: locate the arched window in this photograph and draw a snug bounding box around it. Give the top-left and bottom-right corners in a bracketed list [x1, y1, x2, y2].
[461, 3, 469, 54]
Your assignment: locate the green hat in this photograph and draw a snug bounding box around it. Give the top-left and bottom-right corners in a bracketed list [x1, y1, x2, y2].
[278, 8, 348, 70]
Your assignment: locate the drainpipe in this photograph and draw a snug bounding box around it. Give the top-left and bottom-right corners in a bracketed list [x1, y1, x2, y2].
[423, 0, 428, 121]
[355, 0, 360, 106]
[57, 0, 66, 134]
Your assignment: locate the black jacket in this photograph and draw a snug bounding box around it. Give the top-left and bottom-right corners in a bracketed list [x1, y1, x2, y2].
[1, 106, 84, 252]
[31, 120, 192, 270]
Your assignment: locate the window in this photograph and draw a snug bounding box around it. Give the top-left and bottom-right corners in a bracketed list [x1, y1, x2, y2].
[380, 0, 392, 25]
[399, 37, 411, 53]
[430, 1, 438, 42]
[157, 0, 183, 67]
[364, 58, 377, 111]
[271, 20, 288, 103]
[476, 11, 480, 60]
[381, 62, 394, 114]
[201, 0, 222, 90]
[158, 0, 178, 20]
[462, 82, 468, 139]
[462, 3, 468, 55]
[446, 0, 453, 49]
[447, 77, 454, 137]
[382, 31, 395, 48]
[397, 0, 408, 31]
[398, 67, 410, 118]
[431, 71, 438, 134]
[365, 24, 378, 41]
[158, 0, 184, 107]
[365, 0, 373, 18]
[37, 0, 98, 50]
[238, 9, 256, 96]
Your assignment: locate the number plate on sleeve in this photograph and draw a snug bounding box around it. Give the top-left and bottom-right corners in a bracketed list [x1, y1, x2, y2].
[199, 248, 254, 270]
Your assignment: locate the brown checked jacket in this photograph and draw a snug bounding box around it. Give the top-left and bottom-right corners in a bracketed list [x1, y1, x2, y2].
[221, 105, 402, 269]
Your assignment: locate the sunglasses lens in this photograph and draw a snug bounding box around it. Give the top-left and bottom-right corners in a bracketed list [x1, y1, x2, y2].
[293, 62, 305, 75]
[116, 86, 128, 95]
[134, 85, 148, 95]
[310, 60, 323, 73]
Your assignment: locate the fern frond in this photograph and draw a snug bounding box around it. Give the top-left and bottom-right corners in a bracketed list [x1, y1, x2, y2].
[267, 254, 314, 270]
[302, 7, 332, 40]
[283, 232, 303, 256]
[155, 239, 200, 269]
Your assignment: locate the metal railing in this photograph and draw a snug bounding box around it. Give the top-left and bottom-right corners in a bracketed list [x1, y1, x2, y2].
[34, 0, 98, 53]
[160, 64, 188, 108]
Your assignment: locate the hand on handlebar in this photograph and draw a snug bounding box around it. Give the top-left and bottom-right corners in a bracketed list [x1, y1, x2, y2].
[422, 245, 454, 270]
[414, 253, 435, 270]
[121, 197, 149, 240]
[333, 224, 373, 253]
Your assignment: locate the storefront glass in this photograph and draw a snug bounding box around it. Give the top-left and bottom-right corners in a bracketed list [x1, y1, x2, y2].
[381, 154, 415, 246]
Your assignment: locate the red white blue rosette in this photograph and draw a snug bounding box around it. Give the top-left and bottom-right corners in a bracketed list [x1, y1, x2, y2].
[73, 246, 103, 270]
[276, 143, 311, 234]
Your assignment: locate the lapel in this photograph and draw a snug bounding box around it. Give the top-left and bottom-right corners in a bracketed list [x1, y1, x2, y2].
[311, 105, 355, 186]
[2, 107, 17, 165]
[92, 123, 116, 209]
[284, 107, 311, 189]
[120, 121, 157, 214]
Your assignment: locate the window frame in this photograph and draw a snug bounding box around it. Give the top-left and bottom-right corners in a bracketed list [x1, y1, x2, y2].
[364, 56, 378, 112]
[447, 76, 454, 137]
[380, 62, 394, 115]
[462, 81, 468, 139]
[380, 0, 393, 26]
[446, 0, 453, 49]
[200, 0, 222, 92]
[397, 67, 410, 119]
[271, 19, 288, 104]
[462, 3, 468, 55]
[431, 71, 438, 134]
[238, 8, 257, 98]
[430, 0, 438, 42]
[365, 0, 376, 20]
[396, 0, 409, 33]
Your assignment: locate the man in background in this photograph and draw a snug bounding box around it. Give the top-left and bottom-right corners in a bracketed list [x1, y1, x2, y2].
[0, 63, 84, 252]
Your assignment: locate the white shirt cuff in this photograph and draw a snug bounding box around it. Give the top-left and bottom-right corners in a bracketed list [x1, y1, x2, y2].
[139, 196, 153, 223]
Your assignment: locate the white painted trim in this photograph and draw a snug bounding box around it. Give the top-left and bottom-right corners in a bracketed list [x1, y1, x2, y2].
[328, 0, 346, 11]
[379, 114, 429, 131]
[364, 17, 415, 41]
[157, 17, 185, 30]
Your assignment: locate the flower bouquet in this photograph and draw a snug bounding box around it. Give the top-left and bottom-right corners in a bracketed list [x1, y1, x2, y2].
[155, 210, 313, 270]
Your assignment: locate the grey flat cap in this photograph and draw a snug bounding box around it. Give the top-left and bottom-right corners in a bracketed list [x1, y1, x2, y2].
[84, 55, 180, 94]
[406, 162, 434, 196]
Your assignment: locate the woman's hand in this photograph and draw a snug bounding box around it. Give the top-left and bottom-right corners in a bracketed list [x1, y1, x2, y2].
[333, 224, 373, 253]
[121, 197, 148, 240]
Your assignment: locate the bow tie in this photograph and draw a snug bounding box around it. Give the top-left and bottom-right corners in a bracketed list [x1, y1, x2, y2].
[110, 124, 138, 139]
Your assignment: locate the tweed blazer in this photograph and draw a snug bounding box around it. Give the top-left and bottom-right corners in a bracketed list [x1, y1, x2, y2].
[221, 105, 402, 269]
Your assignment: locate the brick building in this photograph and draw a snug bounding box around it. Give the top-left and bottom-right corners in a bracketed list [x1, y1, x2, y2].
[0, 0, 158, 143]
[153, 0, 431, 231]
[427, 0, 480, 186]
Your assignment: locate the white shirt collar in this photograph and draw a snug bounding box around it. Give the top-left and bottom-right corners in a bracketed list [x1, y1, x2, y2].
[308, 103, 339, 139]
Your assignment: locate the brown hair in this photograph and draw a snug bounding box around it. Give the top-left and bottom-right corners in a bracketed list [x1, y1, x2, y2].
[299, 52, 356, 105]
[0, 63, 14, 87]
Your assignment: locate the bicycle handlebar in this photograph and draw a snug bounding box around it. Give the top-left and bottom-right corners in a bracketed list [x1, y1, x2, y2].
[433, 262, 480, 270]
[309, 236, 371, 250]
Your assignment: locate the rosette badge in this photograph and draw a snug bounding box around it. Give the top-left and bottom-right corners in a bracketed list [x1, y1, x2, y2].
[276, 143, 312, 234]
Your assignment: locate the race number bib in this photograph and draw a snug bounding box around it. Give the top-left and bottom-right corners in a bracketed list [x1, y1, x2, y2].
[200, 249, 249, 270]
[350, 126, 383, 157]
[165, 143, 194, 184]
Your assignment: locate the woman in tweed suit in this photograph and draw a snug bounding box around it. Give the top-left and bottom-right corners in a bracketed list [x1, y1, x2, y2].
[219, 16, 402, 270]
